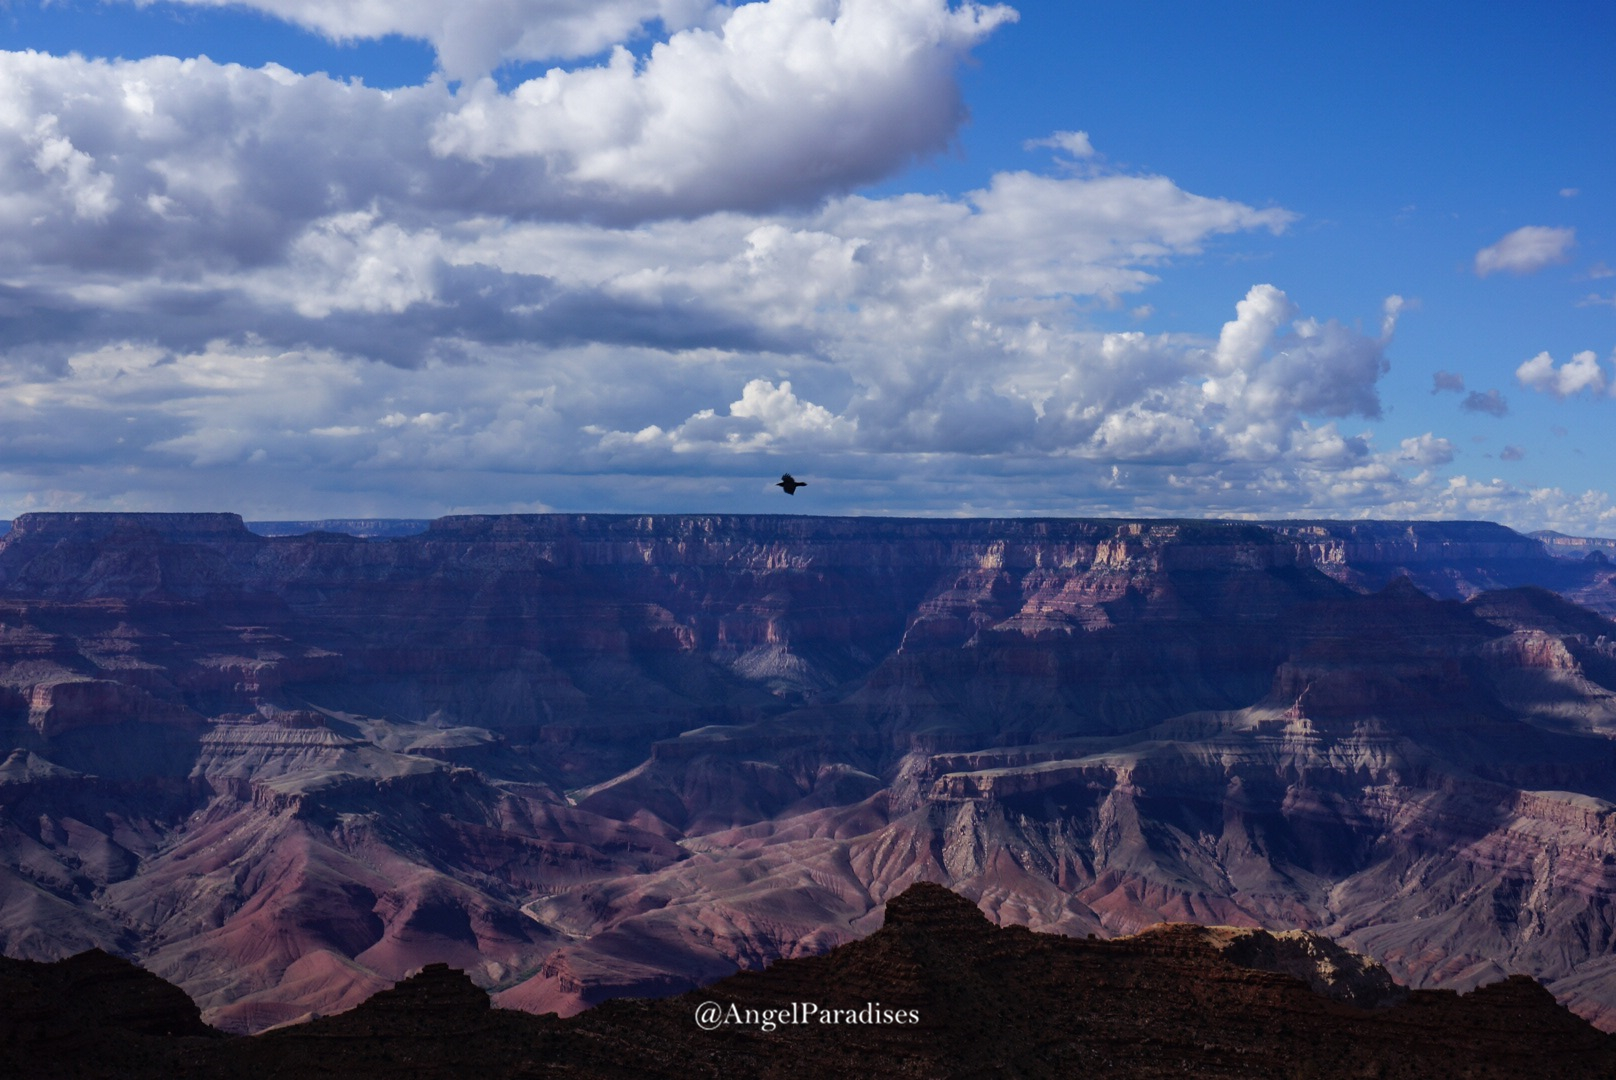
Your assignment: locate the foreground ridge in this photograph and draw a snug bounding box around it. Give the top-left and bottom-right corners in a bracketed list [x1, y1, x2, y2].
[3, 883, 1614, 1078]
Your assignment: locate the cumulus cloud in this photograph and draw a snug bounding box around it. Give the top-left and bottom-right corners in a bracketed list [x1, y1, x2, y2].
[1399, 433, 1455, 466]
[1389, 477, 1616, 538]
[1431, 370, 1464, 394]
[124, 0, 728, 80]
[430, 0, 1016, 213]
[0, 142, 1383, 519]
[602, 378, 856, 454]
[0, 16, 1292, 361]
[9, 313, 1611, 532]
[28, 114, 119, 222]
[1460, 389, 1509, 416]
[1499, 445, 1525, 461]
[1474, 225, 1576, 277]
[273, 210, 447, 317]
[13, 3, 1600, 529]
[0, 59, 1323, 518]
[1199, 284, 1389, 458]
[1516, 349, 1608, 398]
[0, 1, 1014, 270]
[593, 278, 1392, 473]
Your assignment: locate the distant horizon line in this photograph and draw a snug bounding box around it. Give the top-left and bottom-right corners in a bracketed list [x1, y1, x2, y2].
[0, 510, 1611, 545]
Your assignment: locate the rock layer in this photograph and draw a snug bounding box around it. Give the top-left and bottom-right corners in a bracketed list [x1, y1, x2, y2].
[4, 513, 1616, 1031]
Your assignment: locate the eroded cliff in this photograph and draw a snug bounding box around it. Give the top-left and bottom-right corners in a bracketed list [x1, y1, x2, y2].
[4, 512, 1616, 1031]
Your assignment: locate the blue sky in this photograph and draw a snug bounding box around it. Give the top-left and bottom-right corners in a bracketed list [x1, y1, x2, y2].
[1, 1, 1612, 531]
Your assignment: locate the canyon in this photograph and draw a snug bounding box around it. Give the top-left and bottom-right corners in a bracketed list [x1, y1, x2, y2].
[4, 511, 1616, 1034]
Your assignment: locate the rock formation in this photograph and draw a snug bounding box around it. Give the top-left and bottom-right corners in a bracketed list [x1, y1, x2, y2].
[5, 883, 1615, 1078]
[4, 512, 1616, 1033]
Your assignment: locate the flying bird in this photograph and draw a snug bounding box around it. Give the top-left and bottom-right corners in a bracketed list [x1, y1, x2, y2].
[776, 474, 807, 495]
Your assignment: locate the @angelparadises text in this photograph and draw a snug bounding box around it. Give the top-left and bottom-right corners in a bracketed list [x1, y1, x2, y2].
[694, 1001, 920, 1032]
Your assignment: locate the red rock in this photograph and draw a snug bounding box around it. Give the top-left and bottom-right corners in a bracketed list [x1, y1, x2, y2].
[4, 511, 1616, 1037]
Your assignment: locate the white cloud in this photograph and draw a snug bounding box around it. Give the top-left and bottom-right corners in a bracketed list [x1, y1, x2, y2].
[588, 272, 1392, 472]
[0, 73, 1398, 524]
[0, 51, 440, 273]
[728, 378, 849, 439]
[1199, 284, 1389, 460]
[124, 0, 728, 80]
[1379, 294, 1407, 340]
[12, 6, 1606, 531]
[1025, 130, 1095, 159]
[1516, 349, 1608, 398]
[960, 172, 1294, 274]
[610, 377, 857, 453]
[1474, 225, 1576, 277]
[0, 2, 1015, 263]
[1088, 406, 1204, 461]
[1401, 477, 1616, 537]
[11, 314, 1616, 531]
[1210, 283, 1295, 377]
[1399, 433, 1455, 467]
[274, 210, 447, 317]
[5, 335, 582, 487]
[29, 114, 118, 222]
[432, 0, 1016, 214]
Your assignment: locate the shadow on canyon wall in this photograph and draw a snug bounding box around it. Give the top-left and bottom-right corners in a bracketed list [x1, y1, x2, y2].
[3, 513, 1616, 1033]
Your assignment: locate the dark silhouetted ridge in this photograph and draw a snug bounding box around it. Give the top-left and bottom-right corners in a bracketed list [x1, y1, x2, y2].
[6, 884, 1616, 1078]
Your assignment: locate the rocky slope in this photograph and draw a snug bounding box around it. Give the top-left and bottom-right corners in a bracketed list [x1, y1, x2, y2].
[5, 883, 1614, 1079]
[1532, 530, 1616, 562]
[4, 513, 1616, 1032]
